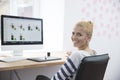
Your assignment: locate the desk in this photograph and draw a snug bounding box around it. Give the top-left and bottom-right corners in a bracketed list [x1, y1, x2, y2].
[0, 59, 65, 71]
[0, 52, 66, 71]
[0, 52, 66, 80]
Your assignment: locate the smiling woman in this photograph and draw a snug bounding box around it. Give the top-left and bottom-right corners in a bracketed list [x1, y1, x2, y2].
[71, 21, 93, 50]
[36, 21, 96, 80]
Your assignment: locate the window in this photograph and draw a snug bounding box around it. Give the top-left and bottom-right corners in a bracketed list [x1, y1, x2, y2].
[10, 0, 36, 17]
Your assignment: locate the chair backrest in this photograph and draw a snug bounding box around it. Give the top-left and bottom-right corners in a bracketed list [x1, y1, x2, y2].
[75, 54, 109, 80]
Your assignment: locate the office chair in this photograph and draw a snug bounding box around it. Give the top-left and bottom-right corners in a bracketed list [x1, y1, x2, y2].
[36, 75, 50, 80]
[36, 54, 109, 80]
[75, 54, 109, 80]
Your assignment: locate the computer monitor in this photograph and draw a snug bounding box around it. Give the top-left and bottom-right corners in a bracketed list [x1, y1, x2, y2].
[1, 15, 43, 56]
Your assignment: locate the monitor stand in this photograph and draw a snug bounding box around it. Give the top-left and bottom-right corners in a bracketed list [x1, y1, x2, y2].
[13, 50, 23, 56]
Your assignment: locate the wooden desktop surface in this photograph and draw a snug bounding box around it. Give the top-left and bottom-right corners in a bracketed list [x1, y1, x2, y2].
[0, 59, 65, 71]
[0, 52, 66, 71]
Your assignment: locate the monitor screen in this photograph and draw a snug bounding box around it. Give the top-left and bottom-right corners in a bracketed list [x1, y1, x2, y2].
[1, 15, 43, 56]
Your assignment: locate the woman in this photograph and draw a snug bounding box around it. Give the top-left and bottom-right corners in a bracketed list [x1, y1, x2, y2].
[36, 21, 96, 80]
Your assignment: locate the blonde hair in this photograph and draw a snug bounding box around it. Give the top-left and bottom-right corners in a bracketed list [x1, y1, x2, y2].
[76, 21, 93, 38]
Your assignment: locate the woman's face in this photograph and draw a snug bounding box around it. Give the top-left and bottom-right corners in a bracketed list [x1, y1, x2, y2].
[71, 26, 90, 50]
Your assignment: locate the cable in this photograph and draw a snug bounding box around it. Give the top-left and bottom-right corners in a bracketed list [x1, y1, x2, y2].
[10, 71, 12, 80]
[0, 72, 1, 80]
[13, 70, 21, 80]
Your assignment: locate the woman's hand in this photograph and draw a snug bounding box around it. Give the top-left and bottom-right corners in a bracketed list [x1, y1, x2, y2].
[65, 51, 72, 58]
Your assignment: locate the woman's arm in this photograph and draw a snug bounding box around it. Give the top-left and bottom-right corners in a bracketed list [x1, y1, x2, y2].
[51, 57, 77, 80]
[51, 52, 82, 80]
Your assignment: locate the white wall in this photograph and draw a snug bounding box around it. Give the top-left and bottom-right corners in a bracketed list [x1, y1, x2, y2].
[63, 0, 120, 80]
[39, 0, 64, 52]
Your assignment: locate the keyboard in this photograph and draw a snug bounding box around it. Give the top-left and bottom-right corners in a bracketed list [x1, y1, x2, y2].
[27, 56, 61, 62]
[0, 56, 26, 62]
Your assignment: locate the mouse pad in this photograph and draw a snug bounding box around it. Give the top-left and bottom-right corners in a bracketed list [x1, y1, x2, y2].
[28, 57, 61, 62]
